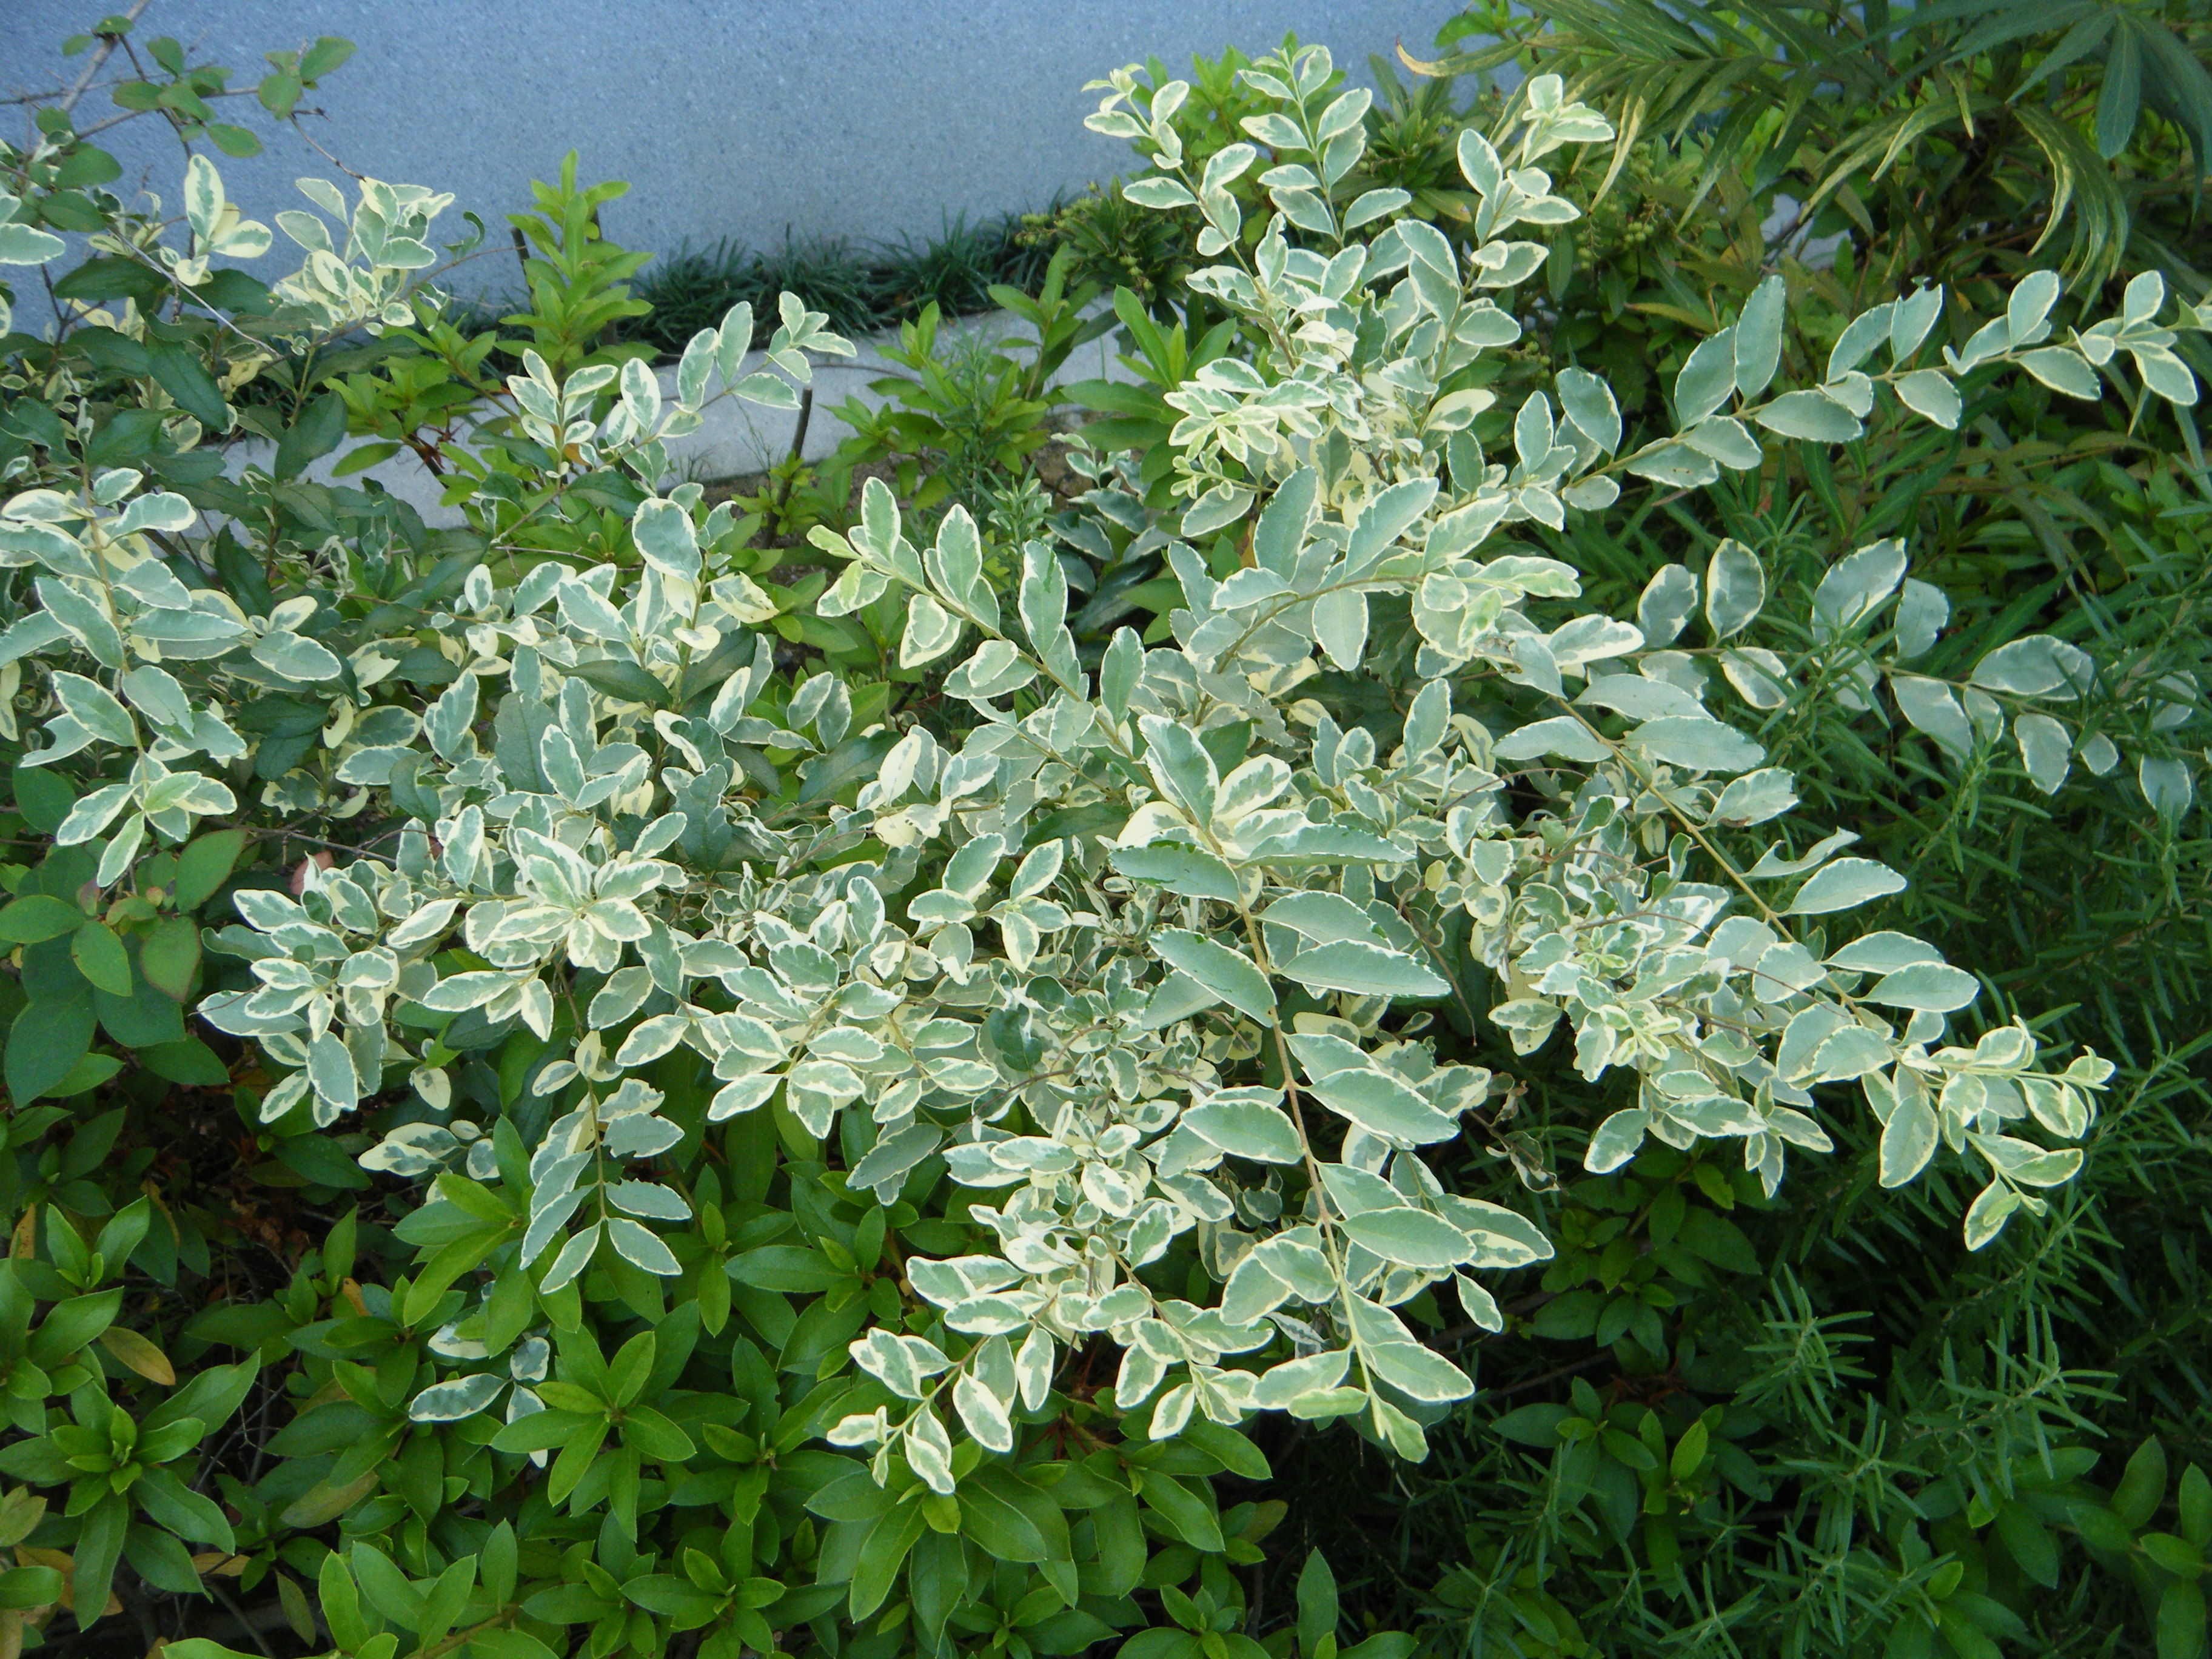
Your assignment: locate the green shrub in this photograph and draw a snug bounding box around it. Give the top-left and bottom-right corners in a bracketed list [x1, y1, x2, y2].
[1, 16, 2210, 1659]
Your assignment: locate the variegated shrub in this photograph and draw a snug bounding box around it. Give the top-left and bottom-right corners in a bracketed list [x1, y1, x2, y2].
[2, 29, 2208, 1659]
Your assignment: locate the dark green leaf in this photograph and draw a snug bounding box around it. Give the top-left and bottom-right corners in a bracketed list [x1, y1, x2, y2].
[568, 658, 671, 708]
[274, 393, 347, 481]
[5, 994, 94, 1104]
[147, 343, 229, 430]
[0, 895, 85, 943]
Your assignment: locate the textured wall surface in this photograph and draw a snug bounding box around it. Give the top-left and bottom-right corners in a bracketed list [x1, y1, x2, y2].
[3, 2, 1459, 296]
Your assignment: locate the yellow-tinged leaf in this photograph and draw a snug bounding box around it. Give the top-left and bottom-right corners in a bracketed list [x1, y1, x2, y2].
[279, 1467, 379, 1529]
[97, 1327, 175, 1386]
[0, 1491, 45, 1550]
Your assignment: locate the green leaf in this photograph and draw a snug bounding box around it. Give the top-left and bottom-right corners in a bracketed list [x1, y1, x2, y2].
[147, 343, 230, 430]
[1296, 1550, 1339, 1657]
[2182, 1465, 2212, 1549]
[273, 393, 347, 481]
[172, 829, 247, 910]
[13, 764, 76, 834]
[1492, 1403, 1572, 1446]
[0, 895, 85, 943]
[206, 122, 260, 158]
[1138, 1473, 1224, 1552]
[1675, 1207, 1759, 1275]
[30, 1288, 121, 1359]
[0, 1566, 64, 1611]
[2158, 1578, 2208, 1659]
[351, 1540, 425, 1627]
[300, 36, 355, 80]
[136, 1037, 229, 1085]
[67, 1496, 126, 1630]
[2097, 19, 2143, 159]
[848, 1502, 926, 1620]
[568, 658, 671, 708]
[729, 1245, 843, 1293]
[1994, 1503, 2060, 1589]
[70, 921, 132, 997]
[5, 994, 94, 1104]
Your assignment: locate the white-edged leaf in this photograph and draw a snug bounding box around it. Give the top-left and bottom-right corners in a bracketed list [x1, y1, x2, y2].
[1153, 930, 1275, 1021]
[953, 1372, 1014, 1453]
[1789, 857, 1906, 915]
[1894, 369, 1961, 429]
[2013, 712, 2071, 794]
[1879, 1091, 1939, 1188]
[1340, 1207, 1472, 1270]
[1704, 540, 1765, 640]
[1866, 962, 1980, 1013]
[408, 1372, 504, 1423]
[1184, 1096, 1302, 1164]
[605, 1218, 680, 1276]
[1278, 940, 1448, 999]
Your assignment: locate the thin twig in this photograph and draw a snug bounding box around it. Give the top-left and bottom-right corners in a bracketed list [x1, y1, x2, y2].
[56, 0, 152, 118]
[203, 1580, 276, 1659]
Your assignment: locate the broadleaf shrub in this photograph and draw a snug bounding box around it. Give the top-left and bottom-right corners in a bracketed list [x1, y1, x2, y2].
[2, 13, 2210, 1659]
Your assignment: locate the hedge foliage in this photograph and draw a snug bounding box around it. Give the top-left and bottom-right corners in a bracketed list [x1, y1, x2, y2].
[1, 7, 2210, 1659]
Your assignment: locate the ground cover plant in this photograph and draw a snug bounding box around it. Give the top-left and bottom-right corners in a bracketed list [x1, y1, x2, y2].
[1, 13, 2210, 1659]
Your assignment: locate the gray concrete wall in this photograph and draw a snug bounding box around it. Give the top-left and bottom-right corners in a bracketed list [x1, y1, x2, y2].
[4, 2, 1461, 297]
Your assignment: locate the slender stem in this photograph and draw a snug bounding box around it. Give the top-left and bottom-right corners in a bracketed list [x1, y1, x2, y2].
[57, 2, 152, 118]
